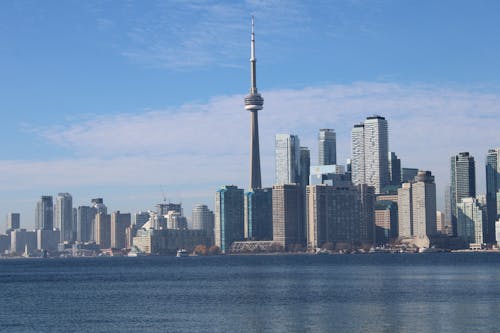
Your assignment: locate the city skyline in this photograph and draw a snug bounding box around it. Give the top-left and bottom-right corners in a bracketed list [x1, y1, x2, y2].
[1, 2, 500, 231]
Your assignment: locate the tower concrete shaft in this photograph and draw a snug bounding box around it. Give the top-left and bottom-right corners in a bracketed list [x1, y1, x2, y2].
[244, 16, 264, 189]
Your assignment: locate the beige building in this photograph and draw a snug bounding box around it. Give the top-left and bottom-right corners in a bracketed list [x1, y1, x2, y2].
[397, 171, 437, 240]
[111, 211, 131, 249]
[94, 212, 111, 249]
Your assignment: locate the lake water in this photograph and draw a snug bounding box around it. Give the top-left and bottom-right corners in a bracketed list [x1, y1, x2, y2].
[1, 253, 499, 332]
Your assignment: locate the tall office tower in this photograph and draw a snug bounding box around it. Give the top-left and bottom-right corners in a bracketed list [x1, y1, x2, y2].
[133, 211, 151, 229]
[91, 198, 107, 214]
[306, 183, 362, 250]
[95, 212, 111, 249]
[275, 134, 301, 185]
[191, 204, 215, 243]
[76, 206, 95, 242]
[388, 152, 401, 186]
[165, 211, 188, 230]
[398, 182, 413, 238]
[357, 184, 376, 244]
[436, 211, 445, 234]
[300, 147, 311, 187]
[244, 188, 273, 240]
[156, 203, 182, 216]
[401, 168, 419, 183]
[111, 211, 131, 249]
[412, 171, 437, 239]
[318, 129, 337, 165]
[457, 197, 486, 245]
[450, 152, 476, 236]
[398, 171, 437, 240]
[55, 193, 73, 242]
[6, 213, 20, 231]
[272, 184, 304, 250]
[364, 116, 389, 193]
[351, 116, 389, 194]
[486, 148, 500, 243]
[244, 17, 264, 190]
[375, 201, 398, 243]
[444, 185, 453, 235]
[214, 185, 244, 253]
[351, 124, 365, 186]
[35, 196, 53, 230]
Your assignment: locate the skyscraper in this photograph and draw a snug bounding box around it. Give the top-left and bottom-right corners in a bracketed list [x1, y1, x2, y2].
[457, 197, 486, 245]
[272, 184, 304, 250]
[412, 171, 437, 239]
[318, 129, 336, 165]
[397, 171, 437, 240]
[244, 17, 264, 190]
[299, 147, 310, 187]
[6, 213, 20, 231]
[191, 204, 215, 243]
[111, 211, 131, 249]
[214, 185, 244, 253]
[244, 188, 273, 241]
[76, 206, 95, 243]
[351, 124, 365, 186]
[388, 152, 401, 186]
[275, 134, 300, 185]
[486, 148, 500, 243]
[351, 116, 390, 193]
[95, 212, 111, 249]
[55, 193, 73, 242]
[450, 152, 476, 236]
[35, 196, 53, 230]
[306, 183, 362, 250]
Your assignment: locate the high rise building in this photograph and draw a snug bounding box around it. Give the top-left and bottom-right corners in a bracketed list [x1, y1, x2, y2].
[450, 152, 476, 236]
[272, 184, 304, 250]
[306, 183, 362, 250]
[318, 129, 337, 165]
[244, 188, 273, 241]
[436, 211, 445, 234]
[245, 17, 264, 190]
[191, 204, 215, 243]
[351, 116, 389, 194]
[486, 148, 500, 243]
[10, 229, 36, 255]
[165, 211, 188, 230]
[55, 193, 73, 242]
[457, 197, 486, 245]
[111, 211, 131, 249]
[35, 196, 53, 230]
[214, 185, 244, 253]
[6, 213, 20, 231]
[401, 168, 419, 183]
[398, 171, 437, 240]
[412, 171, 437, 239]
[444, 185, 453, 236]
[91, 198, 107, 214]
[299, 147, 310, 187]
[275, 134, 301, 185]
[95, 212, 111, 249]
[76, 206, 95, 243]
[351, 124, 365, 186]
[156, 202, 182, 216]
[388, 152, 401, 186]
[397, 182, 413, 238]
[357, 184, 376, 244]
[375, 201, 398, 243]
[133, 211, 151, 229]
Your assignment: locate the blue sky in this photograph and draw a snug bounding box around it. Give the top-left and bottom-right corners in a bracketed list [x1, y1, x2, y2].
[1, 0, 499, 231]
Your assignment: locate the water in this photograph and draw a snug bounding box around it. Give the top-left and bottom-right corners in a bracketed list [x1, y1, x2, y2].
[1, 253, 500, 332]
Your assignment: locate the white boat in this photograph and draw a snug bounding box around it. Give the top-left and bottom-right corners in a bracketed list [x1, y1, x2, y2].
[176, 249, 189, 257]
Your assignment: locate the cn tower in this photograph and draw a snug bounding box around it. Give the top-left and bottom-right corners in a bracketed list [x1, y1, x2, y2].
[244, 16, 264, 189]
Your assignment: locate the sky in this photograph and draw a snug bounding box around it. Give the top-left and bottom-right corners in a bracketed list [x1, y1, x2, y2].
[1, 0, 499, 232]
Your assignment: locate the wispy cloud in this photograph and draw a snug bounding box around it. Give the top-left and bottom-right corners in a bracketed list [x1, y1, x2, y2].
[21, 81, 500, 201]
